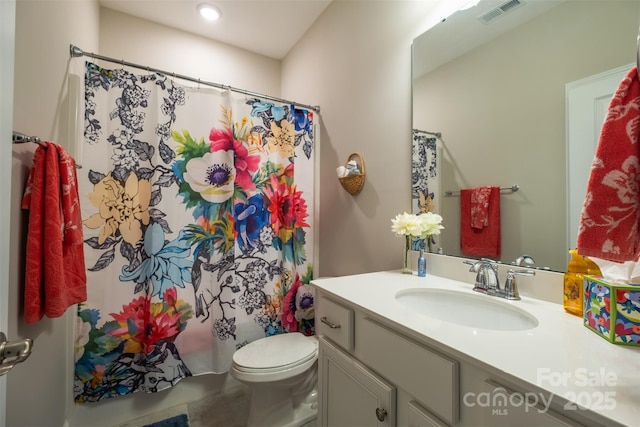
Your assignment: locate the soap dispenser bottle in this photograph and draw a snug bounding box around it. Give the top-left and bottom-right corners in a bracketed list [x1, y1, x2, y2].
[418, 249, 427, 277]
[583, 255, 602, 278]
[563, 249, 589, 317]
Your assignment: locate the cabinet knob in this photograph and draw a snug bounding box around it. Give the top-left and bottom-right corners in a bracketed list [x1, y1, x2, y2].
[375, 407, 387, 421]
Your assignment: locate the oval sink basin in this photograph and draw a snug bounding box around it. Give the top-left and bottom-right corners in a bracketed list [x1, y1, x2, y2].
[395, 288, 538, 331]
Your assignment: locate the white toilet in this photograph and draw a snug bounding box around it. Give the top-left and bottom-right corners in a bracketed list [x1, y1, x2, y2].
[230, 332, 319, 427]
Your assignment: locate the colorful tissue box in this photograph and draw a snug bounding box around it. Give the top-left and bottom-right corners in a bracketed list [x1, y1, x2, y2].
[583, 276, 640, 346]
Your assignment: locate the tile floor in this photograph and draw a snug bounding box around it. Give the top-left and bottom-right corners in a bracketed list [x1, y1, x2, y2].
[116, 385, 250, 427]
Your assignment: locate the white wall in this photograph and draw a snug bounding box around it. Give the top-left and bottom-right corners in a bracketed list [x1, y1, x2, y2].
[99, 8, 282, 97]
[282, 0, 441, 277]
[9, 0, 447, 425]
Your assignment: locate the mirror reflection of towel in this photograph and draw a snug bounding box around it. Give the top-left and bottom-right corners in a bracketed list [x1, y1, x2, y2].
[577, 66, 640, 263]
[461, 186, 501, 258]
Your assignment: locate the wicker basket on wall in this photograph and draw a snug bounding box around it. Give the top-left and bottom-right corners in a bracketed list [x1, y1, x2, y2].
[338, 152, 365, 195]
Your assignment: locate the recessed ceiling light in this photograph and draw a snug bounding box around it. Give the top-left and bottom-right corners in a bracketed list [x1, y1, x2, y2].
[197, 3, 222, 21]
[458, 0, 481, 10]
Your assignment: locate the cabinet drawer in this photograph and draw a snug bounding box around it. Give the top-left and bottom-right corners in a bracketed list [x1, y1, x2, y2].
[357, 318, 458, 425]
[481, 379, 582, 426]
[316, 296, 354, 352]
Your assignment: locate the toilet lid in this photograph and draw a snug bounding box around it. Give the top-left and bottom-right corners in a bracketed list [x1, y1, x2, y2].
[233, 333, 318, 370]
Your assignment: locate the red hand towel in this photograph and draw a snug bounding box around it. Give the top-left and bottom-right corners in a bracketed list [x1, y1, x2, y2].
[460, 186, 501, 258]
[577, 66, 640, 262]
[22, 142, 86, 324]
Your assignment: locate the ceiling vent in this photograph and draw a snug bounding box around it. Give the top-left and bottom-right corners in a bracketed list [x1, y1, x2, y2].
[478, 0, 525, 24]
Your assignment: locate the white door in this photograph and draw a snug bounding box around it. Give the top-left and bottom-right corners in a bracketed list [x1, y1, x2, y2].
[566, 64, 632, 254]
[0, 1, 16, 425]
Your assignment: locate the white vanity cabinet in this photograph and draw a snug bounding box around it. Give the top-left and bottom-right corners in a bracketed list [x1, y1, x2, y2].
[316, 294, 454, 427]
[315, 291, 613, 427]
[317, 296, 395, 426]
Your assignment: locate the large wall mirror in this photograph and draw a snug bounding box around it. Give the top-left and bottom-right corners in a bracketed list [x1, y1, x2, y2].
[412, 0, 640, 272]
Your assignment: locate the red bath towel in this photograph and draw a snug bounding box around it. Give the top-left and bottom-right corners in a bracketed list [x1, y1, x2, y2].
[460, 186, 501, 258]
[22, 142, 86, 323]
[577, 66, 640, 262]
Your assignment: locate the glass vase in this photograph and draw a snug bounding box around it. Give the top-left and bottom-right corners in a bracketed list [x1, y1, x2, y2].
[402, 235, 412, 274]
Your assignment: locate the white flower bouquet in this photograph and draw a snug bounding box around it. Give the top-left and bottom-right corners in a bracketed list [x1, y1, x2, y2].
[391, 211, 444, 273]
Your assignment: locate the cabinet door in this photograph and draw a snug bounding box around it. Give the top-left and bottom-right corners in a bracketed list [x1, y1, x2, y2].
[318, 336, 396, 427]
[408, 400, 448, 427]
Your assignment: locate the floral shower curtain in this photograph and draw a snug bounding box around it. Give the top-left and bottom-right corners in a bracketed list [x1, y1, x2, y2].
[74, 62, 316, 402]
[411, 130, 439, 250]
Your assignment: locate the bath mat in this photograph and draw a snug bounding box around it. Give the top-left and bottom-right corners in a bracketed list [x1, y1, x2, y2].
[143, 414, 189, 427]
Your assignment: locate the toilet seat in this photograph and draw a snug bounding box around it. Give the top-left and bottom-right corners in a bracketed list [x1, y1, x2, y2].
[234, 350, 317, 374]
[231, 333, 318, 382]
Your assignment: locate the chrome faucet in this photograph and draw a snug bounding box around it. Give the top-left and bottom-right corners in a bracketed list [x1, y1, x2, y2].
[464, 259, 535, 300]
[465, 259, 501, 296]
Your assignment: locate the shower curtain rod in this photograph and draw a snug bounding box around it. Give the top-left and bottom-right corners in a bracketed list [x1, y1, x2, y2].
[413, 128, 442, 138]
[69, 44, 321, 113]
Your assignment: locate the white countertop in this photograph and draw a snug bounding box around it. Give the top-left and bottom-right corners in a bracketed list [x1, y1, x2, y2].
[311, 270, 640, 427]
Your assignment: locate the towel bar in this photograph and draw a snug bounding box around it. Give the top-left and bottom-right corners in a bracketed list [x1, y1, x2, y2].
[444, 184, 519, 197]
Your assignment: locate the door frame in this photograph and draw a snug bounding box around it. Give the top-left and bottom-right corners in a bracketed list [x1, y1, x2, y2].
[0, 1, 16, 425]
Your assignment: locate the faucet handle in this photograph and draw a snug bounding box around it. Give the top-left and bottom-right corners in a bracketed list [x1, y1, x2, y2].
[503, 269, 535, 300]
[513, 254, 535, 267]
[463, 259, 482, 270]
[463, 258, 498, 270]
